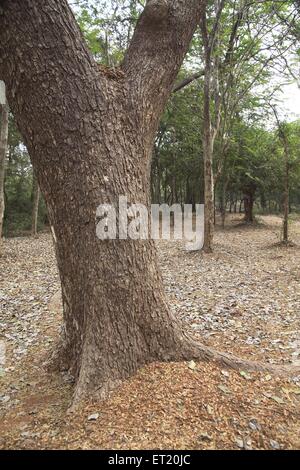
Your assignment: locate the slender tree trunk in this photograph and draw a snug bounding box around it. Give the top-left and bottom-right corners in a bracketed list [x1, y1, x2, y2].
[202, 64, 215, 252]
[239, 199, 243, 214]
[270, 104, 290, 243]
[244, 193, 254, 223]
[171, 172, 176, 205]
[280, 126, 290, 244]
[201, 37, 215, 251]
[220, 176, 229, 229]
[156, 166, 161, 205]
[270, 105, 290, 243]
[0, 96, 8, 241]
[283, 146, 289, 244]
[203, 136, 214, 252]
[234, 200, 237, 213]
[260, 191, 266, 213]
[31, 173, 40, 237]
[200, 1, 225, 252]
[213, 184, 217, 226]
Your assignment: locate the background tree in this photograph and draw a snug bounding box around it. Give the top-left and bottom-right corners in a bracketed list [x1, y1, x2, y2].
[31, 173, 40, 237]
[0, 81, 8, 242]
[3, 115, 47, 236]
[197, 0, 299, 249]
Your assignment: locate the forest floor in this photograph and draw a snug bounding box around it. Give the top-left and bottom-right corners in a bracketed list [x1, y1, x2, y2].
[0, 214, 300, 450]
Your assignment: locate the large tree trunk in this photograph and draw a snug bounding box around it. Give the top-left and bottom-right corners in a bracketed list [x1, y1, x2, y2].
[0, 0, 207, 401]
[0, 96, 8, 241]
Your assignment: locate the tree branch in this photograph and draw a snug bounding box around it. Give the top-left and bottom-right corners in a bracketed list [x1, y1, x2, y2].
[172, 71, 205, 93]
[223, 2, 247, 68]
[208, 0, 226, 55]
[122, 0, 206, 134]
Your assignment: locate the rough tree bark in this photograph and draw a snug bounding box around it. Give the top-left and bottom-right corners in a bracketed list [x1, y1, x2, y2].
[0, 90, 8, 241]
[31, 173, 40, 237]
[0, 0, 298, 402]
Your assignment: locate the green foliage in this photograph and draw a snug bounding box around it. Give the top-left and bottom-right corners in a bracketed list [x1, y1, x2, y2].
[3, 116, 47, 236]
[152, 79, 204, 205]
[74, 0, 143, 65]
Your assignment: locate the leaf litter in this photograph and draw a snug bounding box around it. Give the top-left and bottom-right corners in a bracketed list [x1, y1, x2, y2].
[0, 214, 299, 449]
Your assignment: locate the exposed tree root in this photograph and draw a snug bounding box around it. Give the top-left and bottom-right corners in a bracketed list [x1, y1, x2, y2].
[68, 335, 300, 409]
[48, 292, 300, 409]
[179, 335, 300, 377]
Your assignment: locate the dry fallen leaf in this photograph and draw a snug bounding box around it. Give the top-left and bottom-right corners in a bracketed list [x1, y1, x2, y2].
[87, 413, 100, 421]
[188, 360, 197, 371]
